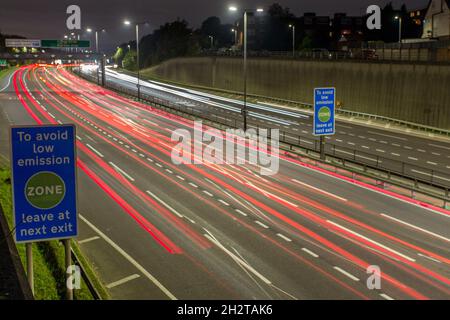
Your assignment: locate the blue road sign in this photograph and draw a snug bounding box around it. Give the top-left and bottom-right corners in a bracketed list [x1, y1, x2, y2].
[10, 125, 77, 243]
[313, 88, 336, 136]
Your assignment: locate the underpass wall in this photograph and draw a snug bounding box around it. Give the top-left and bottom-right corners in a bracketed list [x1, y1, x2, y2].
[146, 57, 450, 130]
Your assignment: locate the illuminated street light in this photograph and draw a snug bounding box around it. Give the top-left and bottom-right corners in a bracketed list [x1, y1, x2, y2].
[394, 16, 402, 44]
[289, 24, 296, 57]
[124, 19, 150, 100]
[228, 5, 265, 131]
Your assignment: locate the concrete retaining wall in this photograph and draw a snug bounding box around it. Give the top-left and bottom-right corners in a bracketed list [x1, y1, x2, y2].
[147, 57, 450, 129]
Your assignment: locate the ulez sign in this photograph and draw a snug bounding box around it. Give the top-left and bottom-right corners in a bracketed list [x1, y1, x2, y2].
[313, 88, 336, 136]
[10, 124, 78, 243]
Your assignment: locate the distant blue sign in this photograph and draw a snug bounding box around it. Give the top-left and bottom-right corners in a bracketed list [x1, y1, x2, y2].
[313, 88, 335, 136]
[10, 125, 77, 243]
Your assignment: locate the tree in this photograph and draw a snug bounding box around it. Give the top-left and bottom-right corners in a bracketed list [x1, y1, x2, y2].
[199, 16, 233, 49]
[139, 19, 200, 67]
[113, 47, 124, 65]
[122, 50, 137, 71]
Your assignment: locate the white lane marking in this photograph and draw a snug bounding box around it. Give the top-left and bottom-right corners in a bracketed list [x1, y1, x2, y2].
[336, 139, 343, 143]
[347, 142, 355, 146]
[277, 233, 292, 242]
[218, 199, 230, 206]
[147, 158, 154, 162]
[106, 274, 141, 289]
[48, 112, 56, 119]
[76, 135, 82, 141]
[417, 149, 426, 153]
[202, 190, 213, 197]
[291, 179, 347, 202]
[380, 293, 394, 300]
[362, 146, 370, 149]
[0, 70, 14, 92]
[176, 175, 185, 181]
[327, 220, 416, 262]
[426, 161, 437, 166]
[86, 143, 104, 158]
[358, 136, 366, 139]
[301, 248, 319, 258]
[165, 169, 173, 174]
[431, 152, 441, 156]
[411, 169, 450, 182]
[188, 182, 198, 188]
[404, 146, 413, 150]
[235, 209, 248, 217]
[287, 157, 449, 217]
[155, 163, 163, 168]
[146, 190, 183, 218]
[417, 253, 442, 263]
[376, 149, 385, 153]
[368, 131, 407, 141]
[203, 229, 272, 285]
[391, 153, 400, 157]
[255, 220, 269, 229]
[139, 153, 145, 158]
[429, 143, 450, 151]
[392, 143, 401, 147]
[79, 215, 177, 300]
[247, 182, 299, 208]
[333, 267, 360, 281]
[408, 157, 418, 161]
[78, 236, 100, 244]
[380, 214, 450, 243]
[109, 162, 135, 181]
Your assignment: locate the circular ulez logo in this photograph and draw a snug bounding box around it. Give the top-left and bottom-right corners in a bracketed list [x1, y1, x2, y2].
[25, 171, 66, 209]
[318, 106, 331, 122]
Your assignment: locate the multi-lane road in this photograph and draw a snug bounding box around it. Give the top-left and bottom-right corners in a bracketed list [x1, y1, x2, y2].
[95, 67, 450, 182]
[0, 64, 449, 299]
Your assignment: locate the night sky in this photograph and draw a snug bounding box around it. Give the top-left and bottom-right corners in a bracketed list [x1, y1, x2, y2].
[0, 0, 429, 52]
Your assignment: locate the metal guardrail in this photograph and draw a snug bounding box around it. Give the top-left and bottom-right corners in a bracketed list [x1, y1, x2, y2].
[74, 70, 450, 206]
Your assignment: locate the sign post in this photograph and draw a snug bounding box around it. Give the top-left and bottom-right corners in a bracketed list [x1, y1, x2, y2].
[10, 124, 78, 299]
[313, 88, 336, 160]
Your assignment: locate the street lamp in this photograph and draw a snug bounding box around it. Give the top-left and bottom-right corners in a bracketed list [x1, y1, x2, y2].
[208, 35, 214, 49]
[86, 28, 105, 53]
[395, 16, 402, 44]
[124, 19, 149, 100]
[289, 24, 296, 57]
[229, 5, 264, 131]
[231, 28, 237, 45]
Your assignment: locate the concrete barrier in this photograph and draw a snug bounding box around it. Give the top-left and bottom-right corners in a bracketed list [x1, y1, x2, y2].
[146, 57, 450, 130]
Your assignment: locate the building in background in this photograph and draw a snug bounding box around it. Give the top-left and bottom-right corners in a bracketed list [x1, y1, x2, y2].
[422, 0, 450, 39]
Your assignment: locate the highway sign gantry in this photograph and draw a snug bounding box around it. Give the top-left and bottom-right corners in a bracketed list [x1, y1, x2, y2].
[10, 124, 78, 243]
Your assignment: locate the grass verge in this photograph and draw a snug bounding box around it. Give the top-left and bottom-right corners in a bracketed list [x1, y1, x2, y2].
[0, 166, 101, 300]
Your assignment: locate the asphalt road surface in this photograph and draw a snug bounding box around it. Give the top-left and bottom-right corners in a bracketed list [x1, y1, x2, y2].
[0, 65, 449, 299]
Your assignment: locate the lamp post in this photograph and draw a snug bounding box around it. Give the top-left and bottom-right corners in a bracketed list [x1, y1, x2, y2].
[289, 24, 296, 57]
[395, 16, 402, 44]
[86, 28, 105, 53]
[231, 28, 237, 45]
[124, 19, 149, 100]
[208, 35, 214, 49]
[229, 5, 264, 132]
